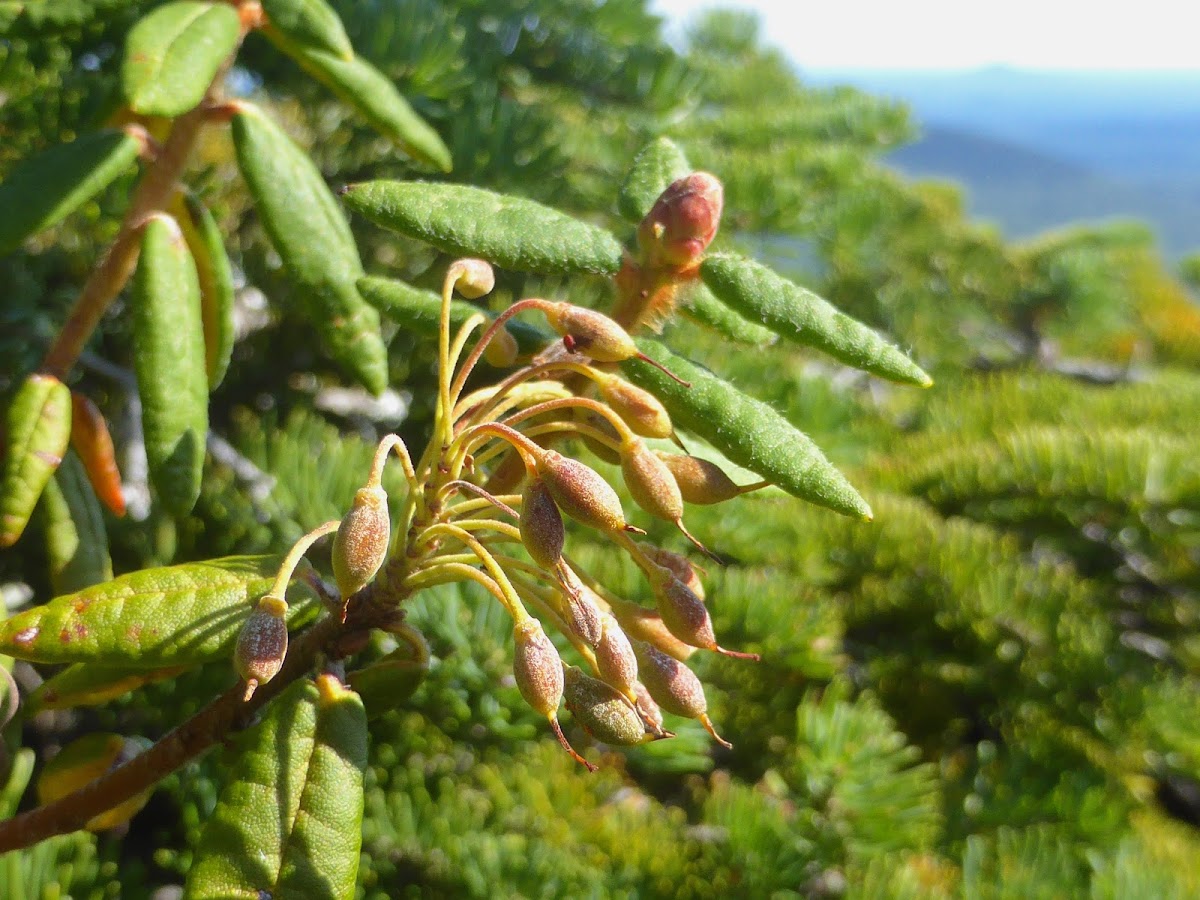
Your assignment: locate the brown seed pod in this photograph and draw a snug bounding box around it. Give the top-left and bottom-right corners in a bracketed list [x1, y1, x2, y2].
[594, 613, 638, 700]
[563, 665, 649, 746]
[621, 437, 716, 559]
[607, 595, 696, 661]
[542, 303, 640, 362]
[637, 172, 724, 272]
[519, 478, 565, 571]
[331, 485, 390, 599]
[558, 567, 605, 647]
[632, 680, 666, 735]
[513, 619, 596, 772]
[234, 594, 289, 700]
[642, 544, 705, 600]
[595, 373, 673, 440]
[654, 452, 746, 505]
[537, 449, 630, 534]
[632, 639, 731, 748]
[649, 567, 759, 661]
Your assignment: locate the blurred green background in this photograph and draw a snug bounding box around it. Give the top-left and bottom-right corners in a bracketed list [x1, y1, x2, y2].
[2, 1, 1199, 896]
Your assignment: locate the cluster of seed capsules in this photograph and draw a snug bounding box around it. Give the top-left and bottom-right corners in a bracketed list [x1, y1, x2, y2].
[235, 180, 764, 768]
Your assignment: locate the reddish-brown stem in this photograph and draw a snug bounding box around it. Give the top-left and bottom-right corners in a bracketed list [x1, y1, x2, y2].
[0, 590, 394, 852]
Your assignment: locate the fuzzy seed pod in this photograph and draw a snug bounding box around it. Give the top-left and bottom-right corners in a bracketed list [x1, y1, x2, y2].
[452, 258, 495, 299]
[563, 665, 648, 746]
[608, 596, 697, 661]
[234, 594, 289, 699]
[520, 478, 565, 571]
[637, 173, 724, 272]
[621, 437, 683, 524]
[513, 618, 564, 720]
[332, 484, 390, 598]
[642, 544, 705, 600]
[595, 613, 638, 699]
[576, 410, 622, 465]
[650, 567, 716, 651]
[654, 452, 742, 505]
[631, 639, 730, 747]
[537, 449, 629, 534]
[483, 328, 519, 368]
[543, 303, 640, 362]
[559, 567, 605, 647]
[632, 681, 665, 734]
[596, 374, 673, 440]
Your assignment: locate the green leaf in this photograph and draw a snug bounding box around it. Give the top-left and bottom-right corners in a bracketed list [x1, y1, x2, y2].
[185, 676, 367, 900]
[40, 449, 113, 595]
[680, 282, 776, 346]
[132, 214, 208, 516]
[0, 128, 141, 255]
[122, 1, 241, 117]
[260, 0, 353, 59]
[0, 555, 319, 667]
[177, 192, 236, 389]
[1, 372, 72, 548]
[621, 339, 871, 519]
[347, 628, 430, 719]
[26, 661, 186, 712]
[231, 101, 387, 394]
[37, 733, 155, 831]
[264, 30, 451, 172]
[617, 136, 691, 223]
[342, 180, 625, 276]
[357, 275, 550, 354]
[700, 253, 932, 386]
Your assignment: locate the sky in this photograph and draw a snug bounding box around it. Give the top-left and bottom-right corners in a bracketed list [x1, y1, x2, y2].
[651, 0, 1200, 70]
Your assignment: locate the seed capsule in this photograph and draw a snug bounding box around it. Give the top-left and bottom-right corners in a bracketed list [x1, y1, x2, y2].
[559, 567, 604, 647]
[483, 328, 519, 368]
[642, 544, 705, 600]
[234, 594, 289, 700]
[543, 303, 640, 362]
[632, 680, 666, 735]
[513, 620, 596, 771]
[607, 595, 696, 661]
[576, 409, 623, 465]
[595, 373, 673, 440]
[520, 478, 565, 571]
[537, 449, 632, 534]
[621, 437, 715, 559]
[649, 567, 759, 661]
[632, 639, 731, 748]
[654, 452, 745, 505]
[637, 172, 724, 272]
[332, 484, 390, 599]
[451, 258, 495, 299]
[594, 613, 638, 700]
[563, 665, 649, 746]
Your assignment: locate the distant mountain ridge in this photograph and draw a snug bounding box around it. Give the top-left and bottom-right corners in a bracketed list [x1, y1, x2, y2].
[807, 67, 1200, 258]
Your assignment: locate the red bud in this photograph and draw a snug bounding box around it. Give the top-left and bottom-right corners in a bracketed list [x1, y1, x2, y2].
[637, 173, 724, 272]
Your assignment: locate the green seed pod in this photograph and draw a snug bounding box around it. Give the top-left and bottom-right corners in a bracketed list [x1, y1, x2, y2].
[131, 213, 208, 517]
[543, 303, 640, 362]
[1, 373, 72, 548]
[483, 329, 519, 368]
[607, 596, 696, 661]
[595, 614, 638, 700]
[537, 449, 629, 534]
[452, 258, 495, 299]
[642, 544, 704, 601]
[332, 485, 390, 598]
[595, 373, 673, 440]
[559, 568, 604, 648]
[519, 478, 565, 571]
[631, 639, 730, 748]
[234, 594, 289, 697]
[637, 173, 724, 272]
[513, 618, 564, 720]
[563, 665, 648, 746]
[37, 733, 155, 831]
[621, 437, 683, 523]
[654, 452, 742, 505]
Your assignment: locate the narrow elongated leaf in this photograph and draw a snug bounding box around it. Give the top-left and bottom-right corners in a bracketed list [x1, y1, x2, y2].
[701, 253, 932, 386]
[681, 282, 776, 346]
[71, 392, 126, 516]
[132, 214, 208, 516]
[621, 339, 871, 519]
[342, 181, 625, 276]
[261, 0, 353, 58]
[617, 137, 691, 223]
[232, 102, 387, 394]
[185, 676, 367, 900]
[265, 29, 451, 172]
[0, 128, 141, 255]
[122, 1, 241, 116]
[27, 662, 187, 712]
[357, 275, 550, 353]
[1, 373, 72, 548]
[175, 192, 236, 389]
[40, 449, 113, 595]
[37, 733, 154, 831]
[0, 555, 319, 667]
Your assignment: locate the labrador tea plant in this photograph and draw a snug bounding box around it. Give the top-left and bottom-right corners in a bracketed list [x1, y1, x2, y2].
[0, 1, 929, 895]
